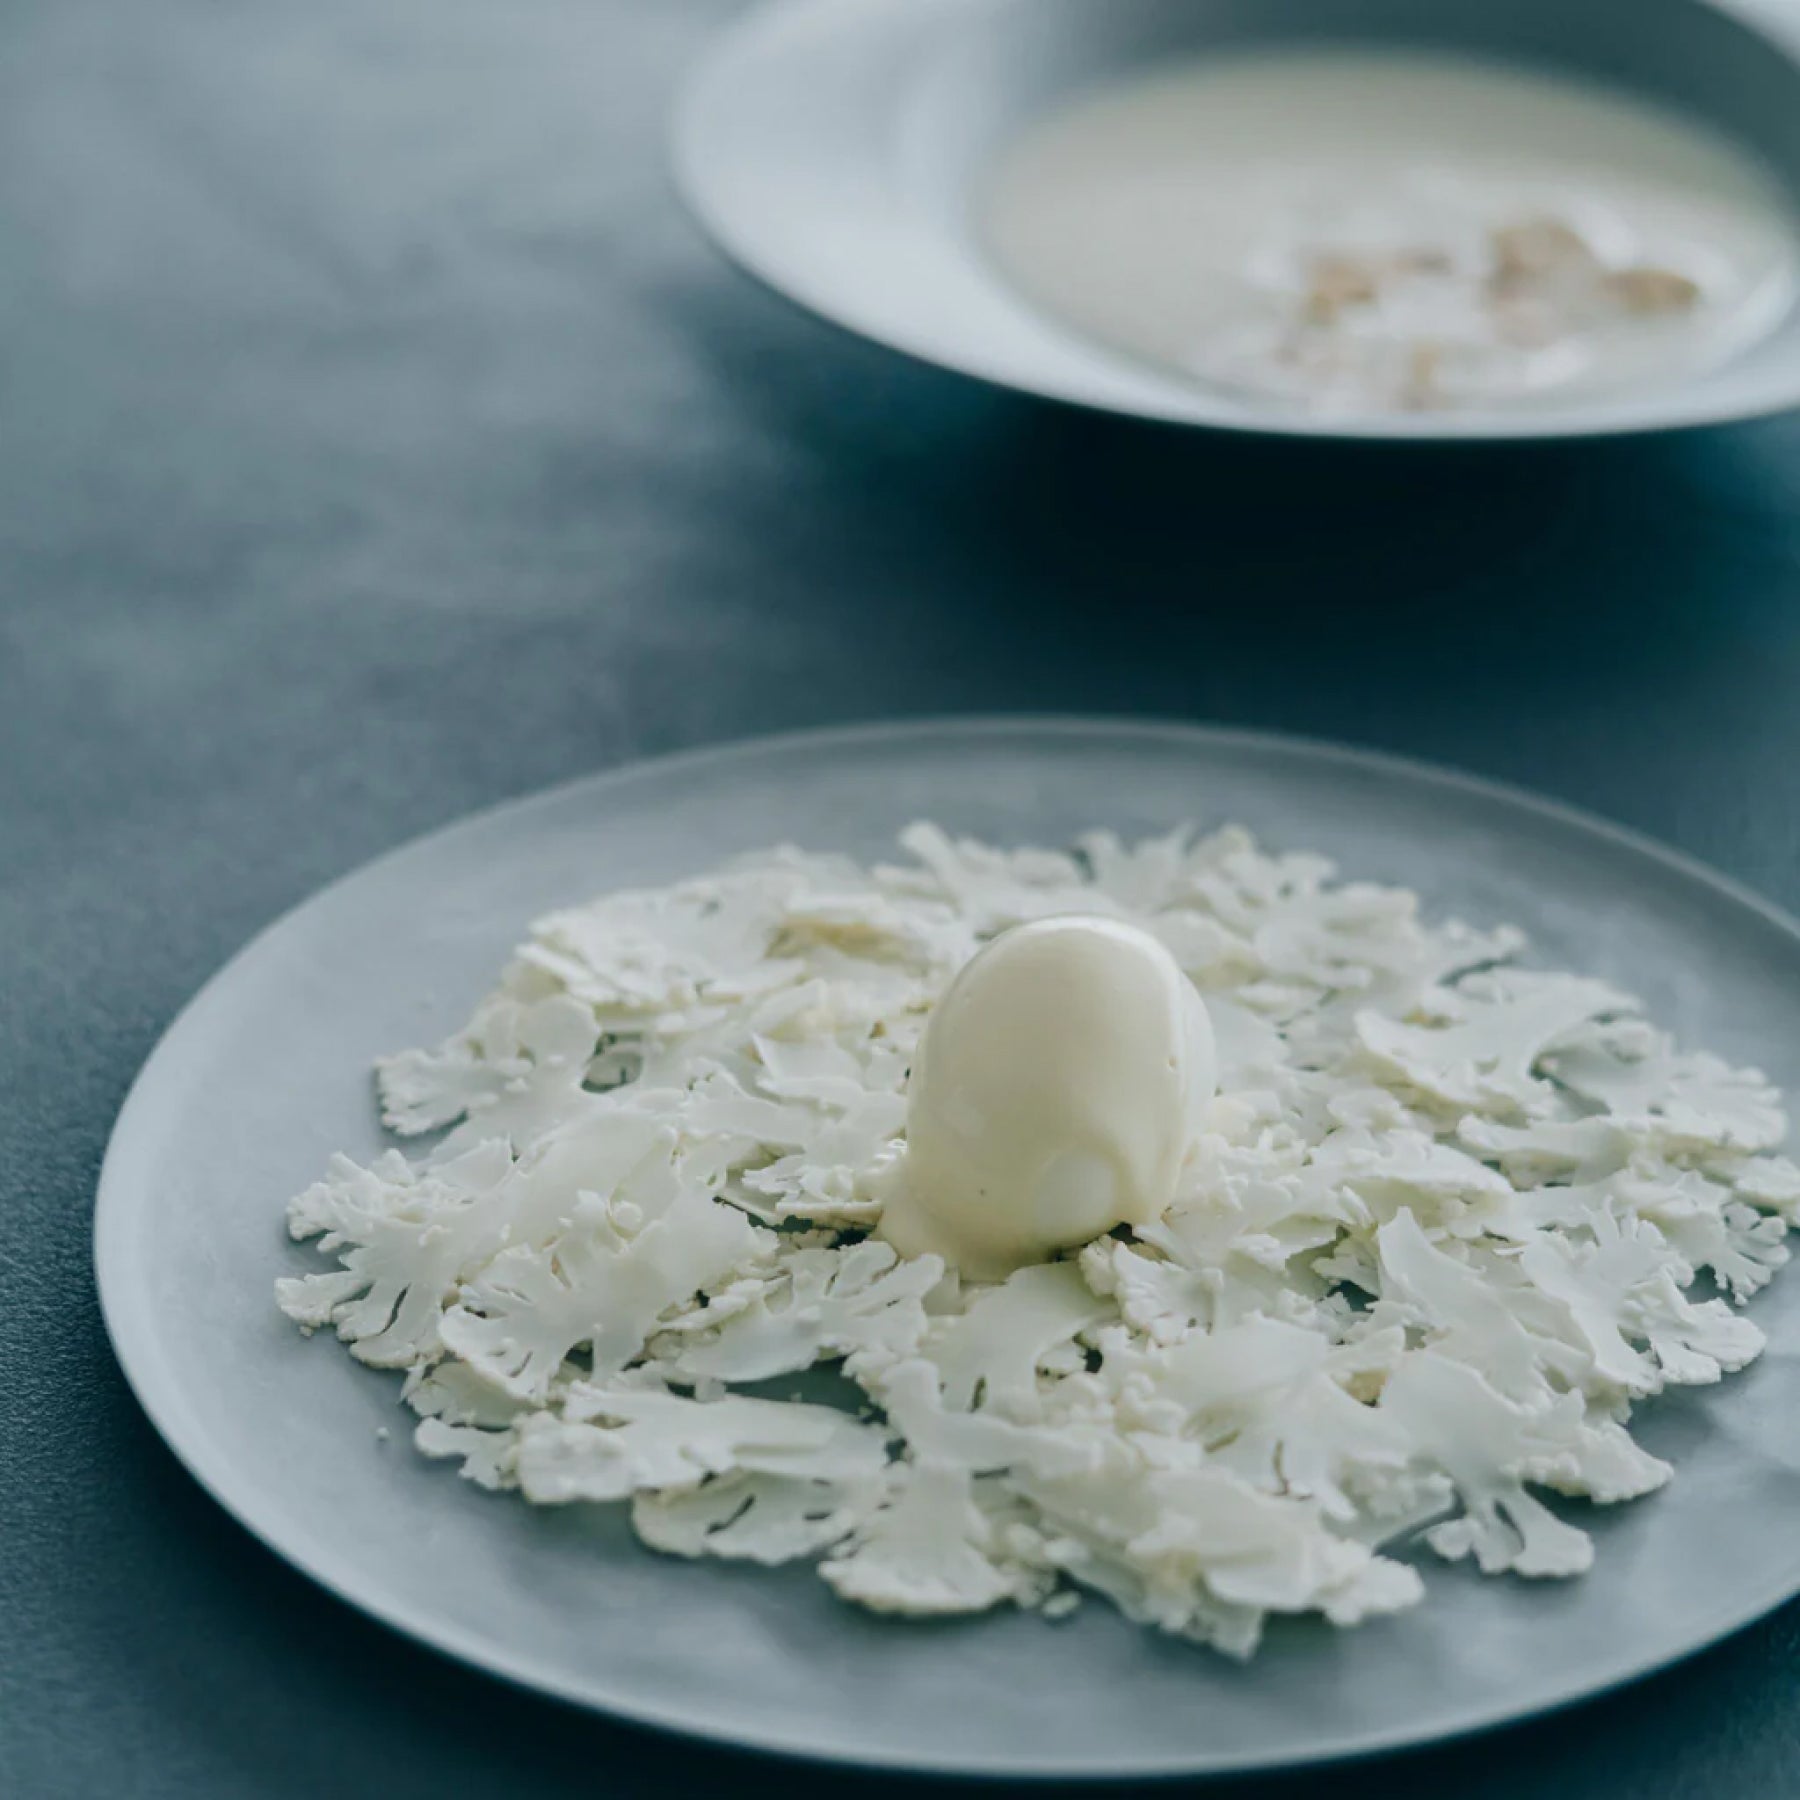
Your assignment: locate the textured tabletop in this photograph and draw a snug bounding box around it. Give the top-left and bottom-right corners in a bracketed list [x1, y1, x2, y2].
[8, 1, 1800, 1793]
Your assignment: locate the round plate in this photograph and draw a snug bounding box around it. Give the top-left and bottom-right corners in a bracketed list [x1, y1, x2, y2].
[96, 719, 1800, 1779]
[672, 0, 1800, 441]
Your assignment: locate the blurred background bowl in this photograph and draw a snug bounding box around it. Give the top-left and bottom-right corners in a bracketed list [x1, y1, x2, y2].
[673, 0, 1800, 440]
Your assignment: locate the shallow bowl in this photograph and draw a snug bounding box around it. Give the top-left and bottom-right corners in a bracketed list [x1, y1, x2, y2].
[673, 0, 1800, 439]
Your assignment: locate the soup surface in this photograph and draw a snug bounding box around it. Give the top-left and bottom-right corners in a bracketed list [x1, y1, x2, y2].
[980, 52, 1800, 415]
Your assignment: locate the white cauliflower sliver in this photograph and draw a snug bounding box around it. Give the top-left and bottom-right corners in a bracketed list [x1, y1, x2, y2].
[634, 1466, 885, 1565]
[821, 1460, 1048, 1616]
[656, 1240, 942, 1382]
[516, 1387, 888, 1506]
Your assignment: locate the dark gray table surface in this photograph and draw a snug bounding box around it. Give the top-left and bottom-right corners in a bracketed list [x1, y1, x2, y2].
[8, 0, 1800, 1793]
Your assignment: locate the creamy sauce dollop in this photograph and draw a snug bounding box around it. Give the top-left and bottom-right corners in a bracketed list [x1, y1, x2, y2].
[879, 916, 1216, 1281]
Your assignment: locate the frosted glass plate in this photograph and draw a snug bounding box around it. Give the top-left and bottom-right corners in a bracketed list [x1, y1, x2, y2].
[95, 719, 1800, 1778]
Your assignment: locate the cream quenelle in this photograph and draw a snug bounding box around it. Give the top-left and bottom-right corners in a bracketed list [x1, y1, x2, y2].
[877, 915, 1217, 1281]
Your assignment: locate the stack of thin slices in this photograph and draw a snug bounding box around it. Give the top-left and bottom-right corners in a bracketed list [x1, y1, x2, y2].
[279, 824, 1796, 1655]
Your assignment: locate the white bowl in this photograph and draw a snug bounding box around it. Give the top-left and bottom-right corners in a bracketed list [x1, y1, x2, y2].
[672, 0, 1800, 440]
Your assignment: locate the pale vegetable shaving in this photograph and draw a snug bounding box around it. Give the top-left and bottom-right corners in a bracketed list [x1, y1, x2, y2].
[277, 824, 1796, 1656]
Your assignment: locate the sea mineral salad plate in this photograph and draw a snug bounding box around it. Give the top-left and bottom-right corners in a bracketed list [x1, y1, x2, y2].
[95, 719, 1800, 1778]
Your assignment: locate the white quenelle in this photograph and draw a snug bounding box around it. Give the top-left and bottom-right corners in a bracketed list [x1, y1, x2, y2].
[879, 916, 1217, 1280]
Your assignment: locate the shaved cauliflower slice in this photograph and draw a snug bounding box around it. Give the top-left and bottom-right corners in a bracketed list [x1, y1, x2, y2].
[821, 1460, 1048, 1615]
[1357, 972, 1635, 1115]
[277, 1143, 515, 1367]
[635, 1465, 886, 1565]
[439, 1182, 764, 1401]
[923, 1263, 1111, 1415]
[1018, 1455, 1422, 1657]
[1379, 1352, 1669, 1577]
[515, 1387, 887, 1506]
[654, 1240, 942, 1383]
[1547, 1040, 1786, 1154]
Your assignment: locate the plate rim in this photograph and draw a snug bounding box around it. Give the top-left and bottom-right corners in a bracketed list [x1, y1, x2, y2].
[669, 0, 1800, 444]
[92, 714, 1800, 1780]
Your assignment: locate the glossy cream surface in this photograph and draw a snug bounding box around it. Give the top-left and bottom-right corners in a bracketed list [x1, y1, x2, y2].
[879, 915, 1216, 1280]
